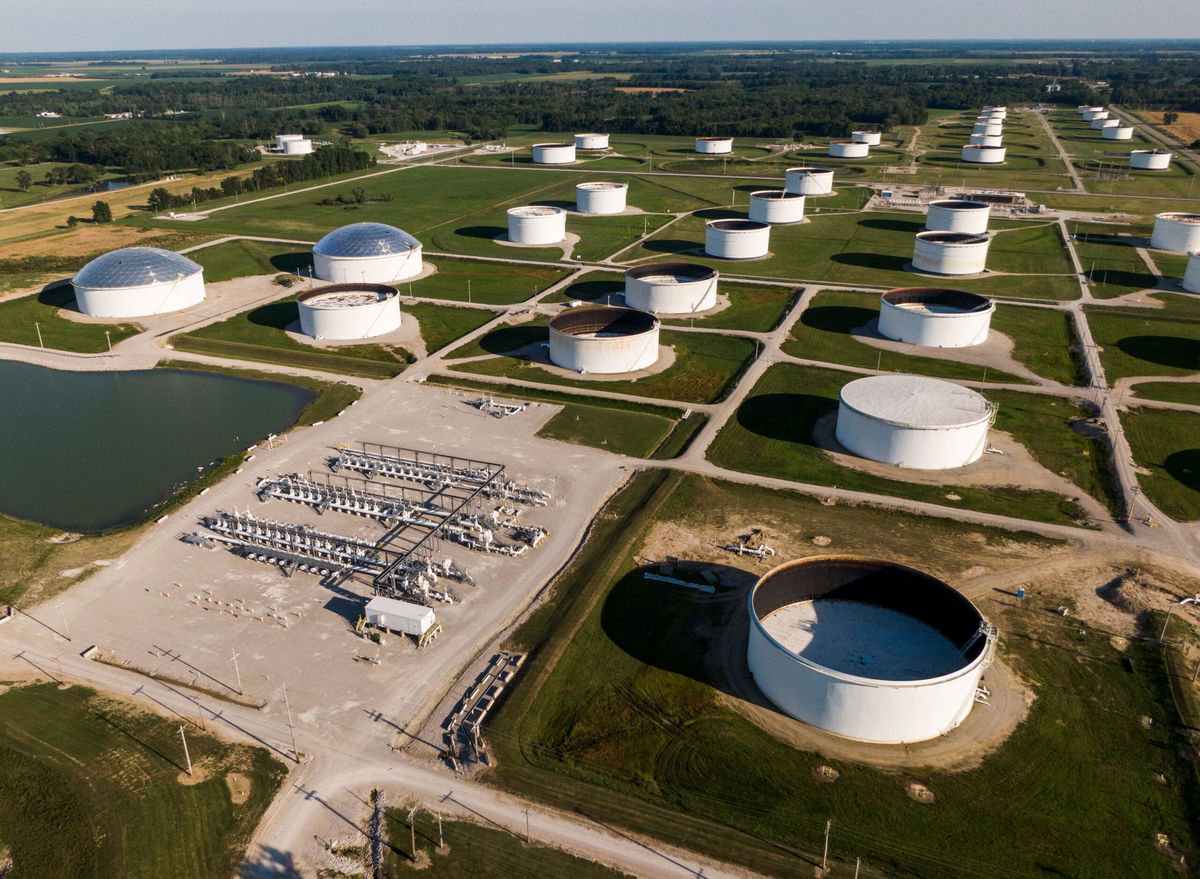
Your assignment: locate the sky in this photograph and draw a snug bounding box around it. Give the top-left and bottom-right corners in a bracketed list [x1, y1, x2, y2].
[3, 0, 1199, 53]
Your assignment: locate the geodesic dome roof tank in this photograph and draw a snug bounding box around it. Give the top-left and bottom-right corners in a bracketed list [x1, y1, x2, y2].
[312, 222, 423, 284]
[72, 247, 206, 318]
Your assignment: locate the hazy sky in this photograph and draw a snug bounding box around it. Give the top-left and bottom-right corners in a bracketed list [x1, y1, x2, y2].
[3, 0, 1199, 53]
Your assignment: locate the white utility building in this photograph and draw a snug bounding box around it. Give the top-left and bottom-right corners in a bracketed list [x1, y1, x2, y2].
[785, 167, 835, 196]
[878, 287, 994, 348]
[748, 190, 806, 224]
[925, 199, 990, 235]
[548, 306, 660, 374]
[851, 131, 882, 146]
[1102, 126, 1135, 140]
[829, 140, 869, 158]
[836, 374, 995, 469]
[746, 556, 995, 744]
[912, 231, 990, 275]
[72, 247, 205, 318]
[574, 133, 609, 150]
[364, 596, 436, 637]
[624, 263, 718, 314]
[297, 283, 402, 340]
[312, 223, 423, 284]
[575, 182, 628, 215]
[532, 142, 576, 164]
[507, 206, 567, 245]
[1150, 213, 1200, 253]
[705, 219, 771, 259]
[1130, 150, 1172, 170]
[1183, 252, 1200, 294]
[961, 144, 1006, 164]
[695, 137, 733, 154]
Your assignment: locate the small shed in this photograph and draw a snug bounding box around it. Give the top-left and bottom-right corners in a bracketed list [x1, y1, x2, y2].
[364, 596, 436, 637]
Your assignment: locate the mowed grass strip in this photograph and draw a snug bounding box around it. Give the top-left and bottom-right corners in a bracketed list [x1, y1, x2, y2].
[1121, 406, 1200, 521]
[186, 239, 311, 282]
[1085, 305, 1200, 380]
[0, 683, 285, 879]
[707, 362, 1091, 525]
[0, 284, 141, 352]
[404, 302, 500, 354]
[990, 304, 1085, 386]
[1130, 381, 1200, 406]
[411, 256, 569, 305]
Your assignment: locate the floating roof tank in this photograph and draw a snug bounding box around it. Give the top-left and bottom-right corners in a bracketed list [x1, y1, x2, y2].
[297, 283, 402, 340]
[851, 131, 882, 145]
[548, 306, 660, 374]
[72, 247, 205, 318]
[878, 287, 994, 348]
[912, 231, 990, 275]
[705, 219, 771, 259]
[961, 144, 1007, 164]
[1130, 150, 1172, 170]
[506, 206, 567, 245]
[1150, 213, 1200, 253]
[829, 141, 869, 158]
[695, 137, 734, 154]
[748, 190, 806, 224]
[624, 263, 718, 314]
[925, 199, 991, 235]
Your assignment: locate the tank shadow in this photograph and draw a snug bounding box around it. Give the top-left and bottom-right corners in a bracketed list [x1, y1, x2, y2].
[1163, 449, 1200, 494]
[455, 225, 508, 241]
[639, 239, 703, 256]
[37, 282, 79, 311]
[269, 252, 312, 274]
[1086, 269, 1158, 290]
[471, 323, 549, 356]
[800, 303, 878, 335]
[1116, 335, 1200, 371]
[831, 252, 910, 272]
[532, 199, 576, 210]
[735, 392, 833, 444]
[858, 217, 923, 233]
[246, 299, 300, 331]
[693, 208, 745, 220]
[560, 278, 624, 303]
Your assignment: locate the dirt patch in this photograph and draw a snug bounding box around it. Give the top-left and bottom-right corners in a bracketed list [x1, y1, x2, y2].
[906, 782, 936, 804]
[812, 765, 839, 783]
[1155, 832, 1189, 873]
[0, 845, 11, 879]
[177, 757, 213, 786]
[226, 771, 251, 804]
[58, 559, 112, 579]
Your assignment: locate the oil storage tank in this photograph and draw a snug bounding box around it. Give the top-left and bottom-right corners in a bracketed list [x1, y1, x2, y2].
[972, 122, 1003, 137]
[748, 190, 806, 224]
[705, 219, 770, 259]
[575, 182, 628, 215]
[961, 144, 1006, 164]
[912, 231, 990, 275]
[695, 137, 733, 154]
[624, 263, 718, 314]
[507, 206, 567, 245]
[1102, 126, 1135, 140]
[1082, 108, 1109, 122]
[925, 199, 990, 235]
[532, 142, 576, 164]
[785, 167, 835, 197]
[836, 374, 995, 469]
[72, 247, 205, 318]
[1130, 150, 1172, 170]
[275, 133, 305, 150]
[297, 283, 402, 340]
[1151, 213, 1200, 253]
[282, 138, 313, 155]
[548, 306, 659, 374]
[852, 131, 882, 146]
[1183, 252, 1200, 294]
[313, 223, 423, 284]
[1091, 118, 1120, 130]
[969, 133, 1003, 147]
[878, 287, 994, 348]
[746, 556, 995, 743]
[829, 141, 869, 158]
[574, 133, 609, 150]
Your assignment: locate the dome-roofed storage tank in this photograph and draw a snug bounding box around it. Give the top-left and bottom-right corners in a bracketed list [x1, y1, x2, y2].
[624, 263, 718, 314]
[297, 283, 402, 340]
[695, 137, 733, 154]
[748, 190, 806, 224]
[548, 306, 660, 374]
[746, 556, 995, 744]
[912, 231, 990, 275]
[785, 167, 835, 197]
[532, 142, 576, 164]
[506, 206, 567, 245]
[1151, 213, 1200, 253]
[851, 131, 882, 145]
[282, 138, 314, 155]
[312, 222, 423, 284]
[836, 373, 995, 469]
[961, 144, 1006, 164]
[972, 122, 1003, 137]
[925, 199, 991, 235]
[829, 140, 869, 158]
[574, 133, 609, 150]
[1102, 126, 1135, 140]
[72, 247, 206, 318]
[877, 287, 994, 348]
[575, 182, 628, 215]
[1183, 252, 1200, 295]
[969, 133, 1003, 147]
[1130, 150, 1173, 170]
[705, 219, 771, 259]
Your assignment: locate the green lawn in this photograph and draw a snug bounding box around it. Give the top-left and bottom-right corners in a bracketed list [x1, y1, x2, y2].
[707, 362, 1092, 526]
[1130, 381, 1200, 406]
[990, 304, 1085, 386]
[1071, 225, 1160, 299]
[1085, 306, 1200, 380]
[1121, 406, 1200, 521]
[186, 239, 311, 282]
[0, 683, 285, 879]
[412, 256, 569, 304]
[405, 302, 499, 354]
[0, 284, 141, 352]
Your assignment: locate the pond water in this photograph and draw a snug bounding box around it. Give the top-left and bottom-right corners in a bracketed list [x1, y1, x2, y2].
[0, 362, 316, 532]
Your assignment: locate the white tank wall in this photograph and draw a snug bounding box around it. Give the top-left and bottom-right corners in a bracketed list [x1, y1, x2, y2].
[1082, 109, 1109, 121]
[972, 122, 1003, 137]
[1131, 151, 1172, 170]
[925, 202, 990, 235]
[283, 138, 313, 154]
[835, 402, 990, 469]
[705, 222, 770, 259]
[1091, 118, 1120, 130]
[275, 134, 304, 149]
[982, 107, 1007, 119]
[1079, 106, 1103, 116]
[532, 143, 576, 164]
[747, 618, 987, 743]
[878, 299, 994, 348]
[748, 192, 806, 224]
[299, 296, 402, 340]
[695, 137, 733, 154]
[548, 327, 660, 374]
[785, 168, 835, 196]
[912, 236, 990, 275]
[1183, 252, 1200, 294]
[851, 131, 882, 145]
[314, 249, 423, 284]
[74, 272, 206, 319]
[962, 145, 1006, 164]
[625, 274, 718, 314]
[969, 133, 1003, 147]
[1151, 216, 1200, 253]
[829, 141, 869, 158]
[574, 133, 609, 150]
[575, 183, 628, 215]
[507, 209, 567, 245]
[1102, 126, 1135, 140]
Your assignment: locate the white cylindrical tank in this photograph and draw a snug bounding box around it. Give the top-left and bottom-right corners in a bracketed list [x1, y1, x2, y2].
[747, 556, 994, 744]
[72, 247, 205, 318]
[1102, 126, 1135, 140]
[912, 231, 990, 275]
[1130, 150, 1172, 170]
[836, 374, 995, 469]
[972, 122, 1003, 137]
[748, 190, 806, 224]
[574, 133, 609, 150]
[1183, 252, 1200, 294]
[961, 144, 1007, 164]
[925, 199, 990, 235]
[313, 223, 423, 284]
[878, 287, 994, 348]
[1078, 105, 1103, 117]
[829, 140, 869, 158]
[297, 283, 402, 340]
[624, 263, 718, 314]
[695, 137, 733, 154]
[1150, 213, 1200, 253]
[785, 167, 835, 196]
[532, 142, 576, 164]
[982, 106, 1007, 119]
[282, 138, 314, 155]
[506, 206, 567, 245]
[575, 182, 628, 215]
[1082, 109, 1109, 122]
[1091, 118, 1120, 130]
[548, 307, 660, 374]
[705, 219, 771, 259]
[275, 133, 304, 150]
[969, 133, 1004, 147]
[851, 131, 882, 146]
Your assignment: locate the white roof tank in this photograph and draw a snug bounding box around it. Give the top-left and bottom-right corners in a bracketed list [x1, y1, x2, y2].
[695, 137, 733, 154]
[1150, 213, 1200, 253]
[575, 182, 628, 215]
[297, 283, 402, 340]
[1130, 150, 1172, 170]
[748, 190, 806, 224]
[912, 231, 990, 275]
[851, 131, 882, 145]
[624, 263, 718, 314]
[704, 219, 771, 259]
[785, 167, 835, 197]
[829, 140, 869, 158]
[574, 133, 609, 150]
[507, 206, 567, 245]
[1101, 126, 1135, 140]
[961, 144, 1006, 164]
[532, 142, 576, 164]
[925, 199, 990, 235]
[1183, 251, 1200, 294]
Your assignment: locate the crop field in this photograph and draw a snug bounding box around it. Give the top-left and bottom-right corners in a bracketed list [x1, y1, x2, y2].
[1121, 406, 1200, 521]
[1084, 305, 1200, 380]
[0, 682, 285, 879]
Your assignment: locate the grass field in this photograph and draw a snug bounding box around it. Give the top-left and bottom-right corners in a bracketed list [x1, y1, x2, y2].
[186, 239, 311, 282]
[1130, 381, 1200, 406]
[706, 362, 1092, 525]
[1084, 305, 1200, 380]
[990, 304, 1085, 385]
[414, 257, 569, 304]
[405, 302, 499, 354]
[0, 283, 142, 352]
[0, 683, 285, 878]
[1121, 406, 1200, 521]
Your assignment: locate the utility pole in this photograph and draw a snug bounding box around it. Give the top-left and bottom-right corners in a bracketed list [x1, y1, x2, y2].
[467, 278, 472, 303]
[282, 683, 299, 761]
[105, 330, 112, 354]
[178, 724, 192, 776]
[854, 857, 861, 878]
[437, 813, 444, 849]
[822, 818, 831, 871]
[524, 808, 530, 844]
[408, 806, 418, 861]
[34, 321, 43, 348]
[55, 601, 70, 640]
[231, 648, 242, 695]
